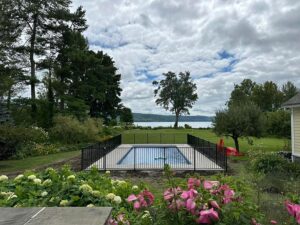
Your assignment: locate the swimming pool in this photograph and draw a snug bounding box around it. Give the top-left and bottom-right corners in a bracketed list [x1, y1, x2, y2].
[117, 146, 191, 165]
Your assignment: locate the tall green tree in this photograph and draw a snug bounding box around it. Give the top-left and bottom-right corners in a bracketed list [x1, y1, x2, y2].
[153, 71, 198, 128]
[213, 103, 265, 152]
[119, 106, 134, 125]
[252, 81, 283, 111]
[228, 79, 257, 106]
[14, 0, 86, 121]
[282, 81, 298, 102]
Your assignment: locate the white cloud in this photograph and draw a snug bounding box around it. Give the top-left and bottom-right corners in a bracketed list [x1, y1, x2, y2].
[73, 0, 300, 116]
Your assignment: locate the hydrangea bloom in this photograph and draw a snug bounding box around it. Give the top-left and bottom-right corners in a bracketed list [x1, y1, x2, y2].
[113, 196, 122, 204]
[79, 184, 93, 194]
[0, 175, 8, 182]
[28, 175, 36, 180]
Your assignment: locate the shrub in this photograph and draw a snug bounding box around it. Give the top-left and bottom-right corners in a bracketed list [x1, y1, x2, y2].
[49, 116, 102, 144]
[250, 153, 300, 177]
[184, 124, 192, 129]
[0, 125, 48, 147]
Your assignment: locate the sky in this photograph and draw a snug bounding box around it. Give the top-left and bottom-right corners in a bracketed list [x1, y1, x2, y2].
[72, 0, 300, 116]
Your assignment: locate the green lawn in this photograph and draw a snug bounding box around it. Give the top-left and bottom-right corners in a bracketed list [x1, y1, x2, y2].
[122, 128, 290, 153]
[0, 151, 80, 174]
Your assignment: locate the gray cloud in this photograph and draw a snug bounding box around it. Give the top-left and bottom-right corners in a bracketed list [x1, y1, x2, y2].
[73, 0, 300, 116]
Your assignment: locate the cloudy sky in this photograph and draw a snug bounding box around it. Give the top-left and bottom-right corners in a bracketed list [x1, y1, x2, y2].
[73, 0, 300, 116]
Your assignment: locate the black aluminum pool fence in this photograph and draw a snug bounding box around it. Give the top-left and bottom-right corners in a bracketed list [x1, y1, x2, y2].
[81, 135, 121, 170]
[187, 134, 227, 171]
[83, 146, 224, 171]
[81, 134, 227, 171]
[121, 133, 187, 144]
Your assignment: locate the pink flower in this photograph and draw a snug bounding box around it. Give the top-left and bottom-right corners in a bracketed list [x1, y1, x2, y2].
[209, 200, 220, 209]
[285, 201, 300, 224]
[133, 201, 140, 210]
[270, 220, 277, 224]
[127, 194, 137, 202]
[164, 187, 182, 202]
[203, 181, 220, 190]
[188, 178, 201, 190]
[181, 189, 198, 200]
[127, 189, 154, 210]
[251, 218, 262, 225]
[197, 208, 219, 224]
[163, 187, 184, 210]
[186, 198, 196, 211]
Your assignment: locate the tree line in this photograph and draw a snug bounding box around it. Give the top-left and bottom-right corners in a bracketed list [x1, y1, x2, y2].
[214, 79, 298, 152]
[0, 0, 132, 128]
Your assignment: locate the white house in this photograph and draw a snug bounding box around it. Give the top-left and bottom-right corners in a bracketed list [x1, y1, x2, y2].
[282, 93, 300, 162]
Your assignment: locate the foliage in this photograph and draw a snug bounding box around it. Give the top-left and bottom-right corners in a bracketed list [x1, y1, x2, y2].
[213, 102, 265, 152]
[249, 153, 300, 177]
[119, 106, 134, 126]
[265, 110, 291, 137]
[0, 125, 48, 147]
[0, 167, 266, 225]
[228, 79, 298, 112]
[153, 71, 198, 128]
[49, 115, 102, 144]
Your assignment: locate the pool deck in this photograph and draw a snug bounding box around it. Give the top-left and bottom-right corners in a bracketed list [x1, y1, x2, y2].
[88, 144, 223, 171]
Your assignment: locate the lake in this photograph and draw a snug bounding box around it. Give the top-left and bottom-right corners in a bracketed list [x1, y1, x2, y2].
[134, 121, 212, 128]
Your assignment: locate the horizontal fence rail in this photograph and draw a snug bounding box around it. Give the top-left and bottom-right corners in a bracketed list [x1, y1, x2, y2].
[122, 133, 187, 144]
[81, 134, 227, 171]
[187, 134, 227, 171]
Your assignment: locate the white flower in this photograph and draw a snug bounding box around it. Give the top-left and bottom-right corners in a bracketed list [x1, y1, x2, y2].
[67, 175, 76, 181]
[86, 204, 95, 208]
[79, 184, 93, 194]
[14, 174, 24, 181]
[42, 179, 52, 186]
[8, 194, 17, 200]
[41, 191, 48, 197]
[45, 167, 55, 173]
[60, 200, 69, 206]
[105, 171, 110, 175]
[28, 175, 36, 180]
[33, 178, 42, 185]
[113, 196, 122, 204]
[132, 185, 139, 191]
[141, 211, 152, 221]
[106, 193, 116, 200]
[117, 180, 126, 186]
[92, 190, 101, 198]
[0, 175, 8, 182]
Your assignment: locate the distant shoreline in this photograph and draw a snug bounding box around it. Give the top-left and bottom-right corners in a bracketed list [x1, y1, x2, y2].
[133, 113, 213, 122]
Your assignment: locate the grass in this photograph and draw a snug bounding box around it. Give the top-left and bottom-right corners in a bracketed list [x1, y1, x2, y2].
[122, 128, 290, 153]
[0, 150, 80, 174]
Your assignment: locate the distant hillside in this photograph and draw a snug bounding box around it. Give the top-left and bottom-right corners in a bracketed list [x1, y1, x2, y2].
[133, 113, 213, 122]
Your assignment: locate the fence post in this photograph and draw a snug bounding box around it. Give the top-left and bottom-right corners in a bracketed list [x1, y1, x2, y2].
[215, 144, 218, 166]
[163, 147, 166, 169]
[81, 148, 84, 170]
[134, 147, 136, 171]
[194, 147, 196, 171]
[103, 146, 106, 171]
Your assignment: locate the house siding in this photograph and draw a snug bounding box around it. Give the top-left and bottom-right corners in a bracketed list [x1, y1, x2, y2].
[293, 107, 300, 156]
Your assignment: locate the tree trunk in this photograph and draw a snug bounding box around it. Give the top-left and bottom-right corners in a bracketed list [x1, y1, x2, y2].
[7, 88, 11, 110]
[30, 14, 38, 121]
[174, 113, 179, 128]
[233, 136, 240, 153]
[47, 67, 54, 128]
[59, 74, 65, 111]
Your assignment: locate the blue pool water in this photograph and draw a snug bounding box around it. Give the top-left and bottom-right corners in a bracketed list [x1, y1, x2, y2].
[118, 147, 191, 165]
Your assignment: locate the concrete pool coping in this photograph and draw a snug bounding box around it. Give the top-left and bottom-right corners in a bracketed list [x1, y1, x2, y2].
[0, 207, 112, 225]
[88, 144, 223, 171]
